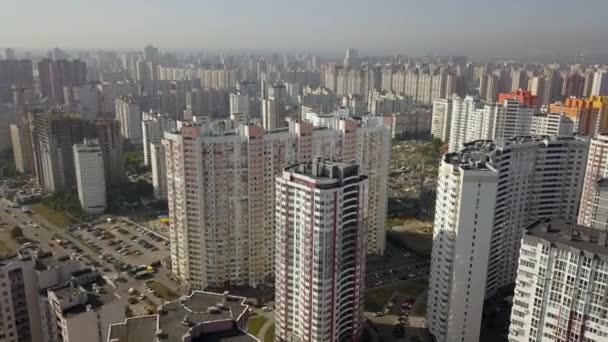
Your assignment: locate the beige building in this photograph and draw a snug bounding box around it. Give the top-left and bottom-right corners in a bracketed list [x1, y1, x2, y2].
[164, 116, 390, 289]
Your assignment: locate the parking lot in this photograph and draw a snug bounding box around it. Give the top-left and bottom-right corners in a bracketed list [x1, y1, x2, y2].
[69, 219, 170, 267]
[0, 200, 183, 317]
[366, 242, 429, 288]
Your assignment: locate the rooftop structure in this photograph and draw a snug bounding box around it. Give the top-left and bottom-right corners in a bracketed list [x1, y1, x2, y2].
[108, 291, 255, 342]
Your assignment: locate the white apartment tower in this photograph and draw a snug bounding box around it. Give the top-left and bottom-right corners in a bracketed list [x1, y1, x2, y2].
[114, 97, 142, 144]
[141, 111, 176, 166]
[448, 97, 535, 152]
[73, 139, 107, 214]
[229, 92, 250, 119]
[275, 160, 367, 342]
[579, 133, 608, 227]
[164, 117, 390, 289]
[509, 219, 608, 342]
[428, 136, 589, 342]
[431, 97, 453, 142]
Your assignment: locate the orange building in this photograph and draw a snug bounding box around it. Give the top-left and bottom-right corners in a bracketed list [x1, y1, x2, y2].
[549, 96, 608, 136]
[498, 89, 537, 107]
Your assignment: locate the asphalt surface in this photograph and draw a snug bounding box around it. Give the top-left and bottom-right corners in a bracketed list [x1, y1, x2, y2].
[0, 199, 186, 316]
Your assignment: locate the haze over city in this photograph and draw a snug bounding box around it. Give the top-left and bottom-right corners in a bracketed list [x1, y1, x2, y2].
[3, 0, 608, 58]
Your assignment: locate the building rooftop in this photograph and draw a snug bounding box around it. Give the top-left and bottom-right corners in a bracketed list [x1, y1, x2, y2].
[52, 276, 121, 318]
[524, 219, 608, 256]
[108, 291, 253, 342]
[35, 253, 71, 271]
[285, 159, 361, 184]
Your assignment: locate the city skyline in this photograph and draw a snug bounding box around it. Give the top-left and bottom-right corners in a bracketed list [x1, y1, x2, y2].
[2, 0, 608, 58]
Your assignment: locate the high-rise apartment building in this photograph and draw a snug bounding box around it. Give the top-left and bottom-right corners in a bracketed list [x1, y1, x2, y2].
[115, 96, 143, 144]
[447, 96, 534, 152]
[229, 92, 250, 120]
[367, 90, 413, 115]
[591, 69, 608, 96]
[578, 133, 608, 227]
[10, 123, 33, 174]
[508, 219, 608, 342]
[31, 112, 86, 191]
[428, 151, 498, 342]
[428, 136, 589, 342]
[141, 111, 176, 166]
[548, 96, 608, 137]
[0, 255, 43, 342]
[0, 59, 33, 103]
[74, 139, 106, 214]
[275, 160, 367, 342]
[299, 86, 337, 115]
[431, 97, 453, 142]
[38, 59, 87, 104]
[164, 116, 390, 289]
[150, 143, 167, 200]
[530, 113, 575, 136]
[90, 119, 124, 186]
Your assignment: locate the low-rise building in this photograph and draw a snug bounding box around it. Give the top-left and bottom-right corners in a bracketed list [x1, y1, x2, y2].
[107, 291, 255, 342]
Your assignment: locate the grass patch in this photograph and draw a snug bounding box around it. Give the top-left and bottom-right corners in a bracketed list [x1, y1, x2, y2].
[32, 203, 73, 227]
[0, 231, 18, 259]
[264, 323, 275, 342]
[387, 219, 433, 257]
[148, 281, 178, 301]
[247, 315, 269, 336]
[364, 278, 428, 312]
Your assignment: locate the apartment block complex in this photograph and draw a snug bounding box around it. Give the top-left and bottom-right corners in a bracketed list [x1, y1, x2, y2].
[164, 116, 389, 289]
[428, 136, 589, 342]
[447, 96, 534, 152]
[549, 96, 608, 137]
[275, 161, 366, 342]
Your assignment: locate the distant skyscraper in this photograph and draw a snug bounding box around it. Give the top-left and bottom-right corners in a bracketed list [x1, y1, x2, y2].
[229, 92, 250, 119]
[38, 59, 87, 104]
[115, 96, 143, 144]
[74, 139, 107, 214]
[90, 118, 124, 186]
[141, 111, 176, 166]
[0, 59, 34, 102]
[509, 219, 608, 342]
[262, 84, 288, 130]
[591, 69, 608, 96]
[143, 44, 159, 63]
[275, 160, 367, 342]
[4, 47, 16, 59]
[549, 96, 608, 136]
[344, 48, 359, 67]
[431, 97, 454, 142]
[31, 112, 86, 191]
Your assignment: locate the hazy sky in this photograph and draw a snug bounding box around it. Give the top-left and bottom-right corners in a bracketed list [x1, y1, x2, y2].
[2, 0, 608, 57]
